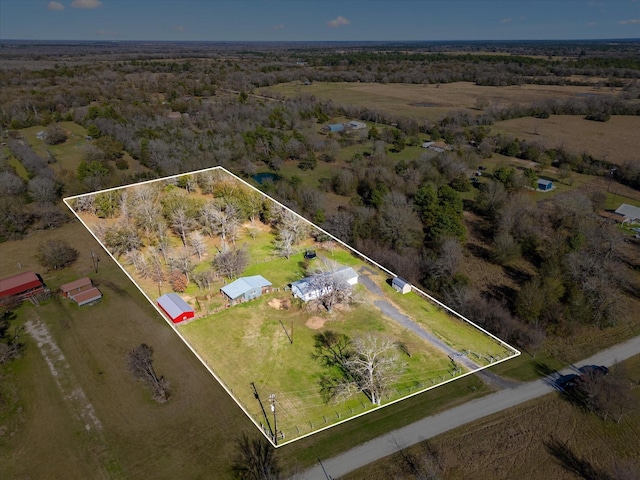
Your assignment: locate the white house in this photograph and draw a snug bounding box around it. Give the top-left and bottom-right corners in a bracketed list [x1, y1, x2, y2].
[291, 266, 358, 302]
[392, 277, 411, 294]
[347, 121, 367, 130]
[615, 203, 640, 224]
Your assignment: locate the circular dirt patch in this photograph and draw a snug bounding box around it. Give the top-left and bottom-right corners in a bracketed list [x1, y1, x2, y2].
[305, 317, 325, 330]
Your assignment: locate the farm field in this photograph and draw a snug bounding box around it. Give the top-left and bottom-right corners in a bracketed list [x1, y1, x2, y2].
[261, 81, 619, 122]
[66, 167, 519, 445]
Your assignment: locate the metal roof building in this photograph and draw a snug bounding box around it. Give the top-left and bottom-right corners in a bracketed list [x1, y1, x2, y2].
[615, 203, 640, 223]
[221, 275, 272, 304]
[291, 266, 358, 302]
[157, 293, 195, 323]
[73, 287, 102, 306]
[0, 271, 45, 302]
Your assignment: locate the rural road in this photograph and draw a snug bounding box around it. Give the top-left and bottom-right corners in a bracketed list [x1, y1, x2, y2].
[299, 334, 640, 480]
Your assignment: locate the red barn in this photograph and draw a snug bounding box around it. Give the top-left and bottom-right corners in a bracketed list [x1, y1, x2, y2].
[0, 271, 45, 304]
[60, 277, 93, 298]
[157, 293, 195, 323]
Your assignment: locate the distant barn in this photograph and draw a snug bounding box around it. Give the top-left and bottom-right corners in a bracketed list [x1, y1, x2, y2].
[157, 293, 195, 323]
[0, 271, 45, 305]
[60, 277, 102, 306]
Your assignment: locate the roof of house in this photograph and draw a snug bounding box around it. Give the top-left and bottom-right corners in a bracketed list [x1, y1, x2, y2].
[0, 271, 42, 297]
[157, 293, 194, 318]
[291, 266, 358, 297]
[326, 124, 345, 132]
[615, 203, 640, 221]
[537, 179, 553, 186]
[221, 275, 272, 300]
[392, 277, 410, 288]
[348, 121, 366, 128]
[74, 287, 102, 306]
[60, 277, 92, 293]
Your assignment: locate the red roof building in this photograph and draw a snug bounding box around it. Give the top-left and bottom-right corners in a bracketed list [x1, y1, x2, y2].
[60, 277, 93, 298]
[157, 293, 195, 323]
[73, 287, 102, 306]
[0, 271, 45, 303]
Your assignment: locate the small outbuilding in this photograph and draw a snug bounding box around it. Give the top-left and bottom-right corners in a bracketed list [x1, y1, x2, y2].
[0, 271, 45, 304]
[347, 121, 367, 130]
[60, 277, 93, 298]
[73, 287, 102, 306]
[614, 203, 640, 224]
[537, 179, 553, 191]
[392, 277, 411, 294]
[323, 123, 345, 133]
[221, 275, 272, 305]
[157, 293, 195, 323]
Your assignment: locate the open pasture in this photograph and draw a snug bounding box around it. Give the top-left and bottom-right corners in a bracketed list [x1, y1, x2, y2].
[261, 81, 617, 122]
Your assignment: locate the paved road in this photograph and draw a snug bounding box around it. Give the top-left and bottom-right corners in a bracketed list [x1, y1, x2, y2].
[300, 334, 640, 480]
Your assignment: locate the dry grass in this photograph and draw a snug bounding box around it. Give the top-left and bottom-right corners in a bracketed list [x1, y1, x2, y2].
[493, 115, 640, 166]
[262, 82, 619, 122]
[344, 356, 640, 480]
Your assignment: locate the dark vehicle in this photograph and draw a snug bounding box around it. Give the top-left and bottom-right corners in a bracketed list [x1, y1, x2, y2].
[578, 365, 609, 376]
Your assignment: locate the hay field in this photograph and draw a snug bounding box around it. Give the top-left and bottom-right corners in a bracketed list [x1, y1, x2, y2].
[261, 82, 617, 121]
[493, 115, 640, 166]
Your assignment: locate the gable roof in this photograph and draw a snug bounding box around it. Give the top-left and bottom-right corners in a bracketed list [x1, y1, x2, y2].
[291, 266, 358, 298]
[221, 275, 272, 300]
[0, 271, 42, 297]
[392, 277, 410, 288]
[615, 203, 640, 221]
[60, 277, 92, 293]
[157, 293, 194, 318]
[74, 287, 102, 306]
[537, 179, 553, 186]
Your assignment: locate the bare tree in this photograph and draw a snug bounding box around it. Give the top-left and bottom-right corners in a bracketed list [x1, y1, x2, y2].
[274, 228, 296, 260]
[212, 245, 248, 280]
[170, 207, 197, 247]
[305, 258, 356, 312]
[188, 231, 207, 260]
[345, 334, 407, 405]
[127, 344, 170, 403]
[36, 239, 78, 270]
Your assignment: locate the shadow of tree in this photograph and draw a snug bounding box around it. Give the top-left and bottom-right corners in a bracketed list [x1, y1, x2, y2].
[544, 436, 613, 480]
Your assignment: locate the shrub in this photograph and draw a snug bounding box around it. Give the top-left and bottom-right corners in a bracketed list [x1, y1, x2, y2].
[36, 239, 79, 270]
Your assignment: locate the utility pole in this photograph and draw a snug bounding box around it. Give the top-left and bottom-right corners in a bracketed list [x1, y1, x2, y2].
[251, 382, 273, 439]
[90, 250, 99, 273]
[269, 393, 277, 445]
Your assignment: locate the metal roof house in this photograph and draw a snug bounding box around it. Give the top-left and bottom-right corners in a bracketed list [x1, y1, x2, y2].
[615, 203, 640, 224]
[347, 121, 367, 130]
[392, 277, 411, 294]
[221, 275, 272, 305]
[537, 179, 553, 191]
[291, 266, 358, 302]
[157, 293, 195, 323]
[0, 271, 45, 305]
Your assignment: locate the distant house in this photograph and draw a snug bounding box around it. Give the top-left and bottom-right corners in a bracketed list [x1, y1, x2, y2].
[428, 141, 451, 153]
[322, 124, 345, 133]
[537, 179, 553, 191]
[36, 131, 46, 140]
[291, 266, 358, 302]
[421, 141, 435, 149]
[157, 293, 195, 323]
[221, 275, 272, 305]
[347, 121, 367, 130]
[615, 204, 640, 224]
[0, 271, 45, 305]
[392, 277, 411, 294]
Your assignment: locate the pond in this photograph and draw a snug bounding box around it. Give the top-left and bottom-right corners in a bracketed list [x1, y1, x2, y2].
[252, 172, 282, 184]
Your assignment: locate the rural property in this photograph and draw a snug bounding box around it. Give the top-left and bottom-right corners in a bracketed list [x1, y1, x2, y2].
[64, 167, 519, 446]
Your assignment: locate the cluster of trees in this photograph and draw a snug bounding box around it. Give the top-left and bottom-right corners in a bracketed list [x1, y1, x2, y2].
[127, 343, 170, 403]
[0, 309, 23, 366]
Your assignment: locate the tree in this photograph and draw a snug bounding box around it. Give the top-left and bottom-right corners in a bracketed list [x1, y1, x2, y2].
[36, 239, 78, 270]
[305, 259, 357, 313]
[127, 343, 170, 403]
[0, 309, 23, 365]
[212, 245, 248, 280]
[230, 432, 280, 480]
[170, 207, 197, 247]
[44, 123, 67, 145]
[103, 223, 142, 258]
[188, 231, 207, 260]
[169, 270, 188, 292]
[28, 175, 58, 204]
[345, 334, 407, 405]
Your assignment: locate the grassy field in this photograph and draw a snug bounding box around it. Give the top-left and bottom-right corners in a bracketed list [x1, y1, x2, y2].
[492, 115, 640, 166]
[261, 81, 619, 122]
[344, 355, 640, 480]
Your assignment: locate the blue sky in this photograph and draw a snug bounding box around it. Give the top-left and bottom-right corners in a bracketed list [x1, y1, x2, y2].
[0, 0, 638, 41]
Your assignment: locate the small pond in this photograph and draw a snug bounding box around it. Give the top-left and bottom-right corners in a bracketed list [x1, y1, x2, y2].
[252, 172, 282, 184]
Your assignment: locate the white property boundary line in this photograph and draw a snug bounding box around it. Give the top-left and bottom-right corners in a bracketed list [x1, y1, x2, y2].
[63, 166, 521, 448]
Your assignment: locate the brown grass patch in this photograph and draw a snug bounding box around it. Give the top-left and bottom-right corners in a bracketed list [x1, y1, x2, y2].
[268, 298, 291, 310]
[305, 316, 326, 330]
[493, 115, 640, 166]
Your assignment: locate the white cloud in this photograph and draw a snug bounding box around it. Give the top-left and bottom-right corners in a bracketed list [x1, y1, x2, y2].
[501, 17, 512, 23]
[273, 24, 285, 31]
[71, 0, 103, 9]
[47, 1, 64, 10]
[587, 21, 597, 27]
[326, 16, 350, 28]
[619, 18, 640, 24]
[172, 25, 185, 32]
